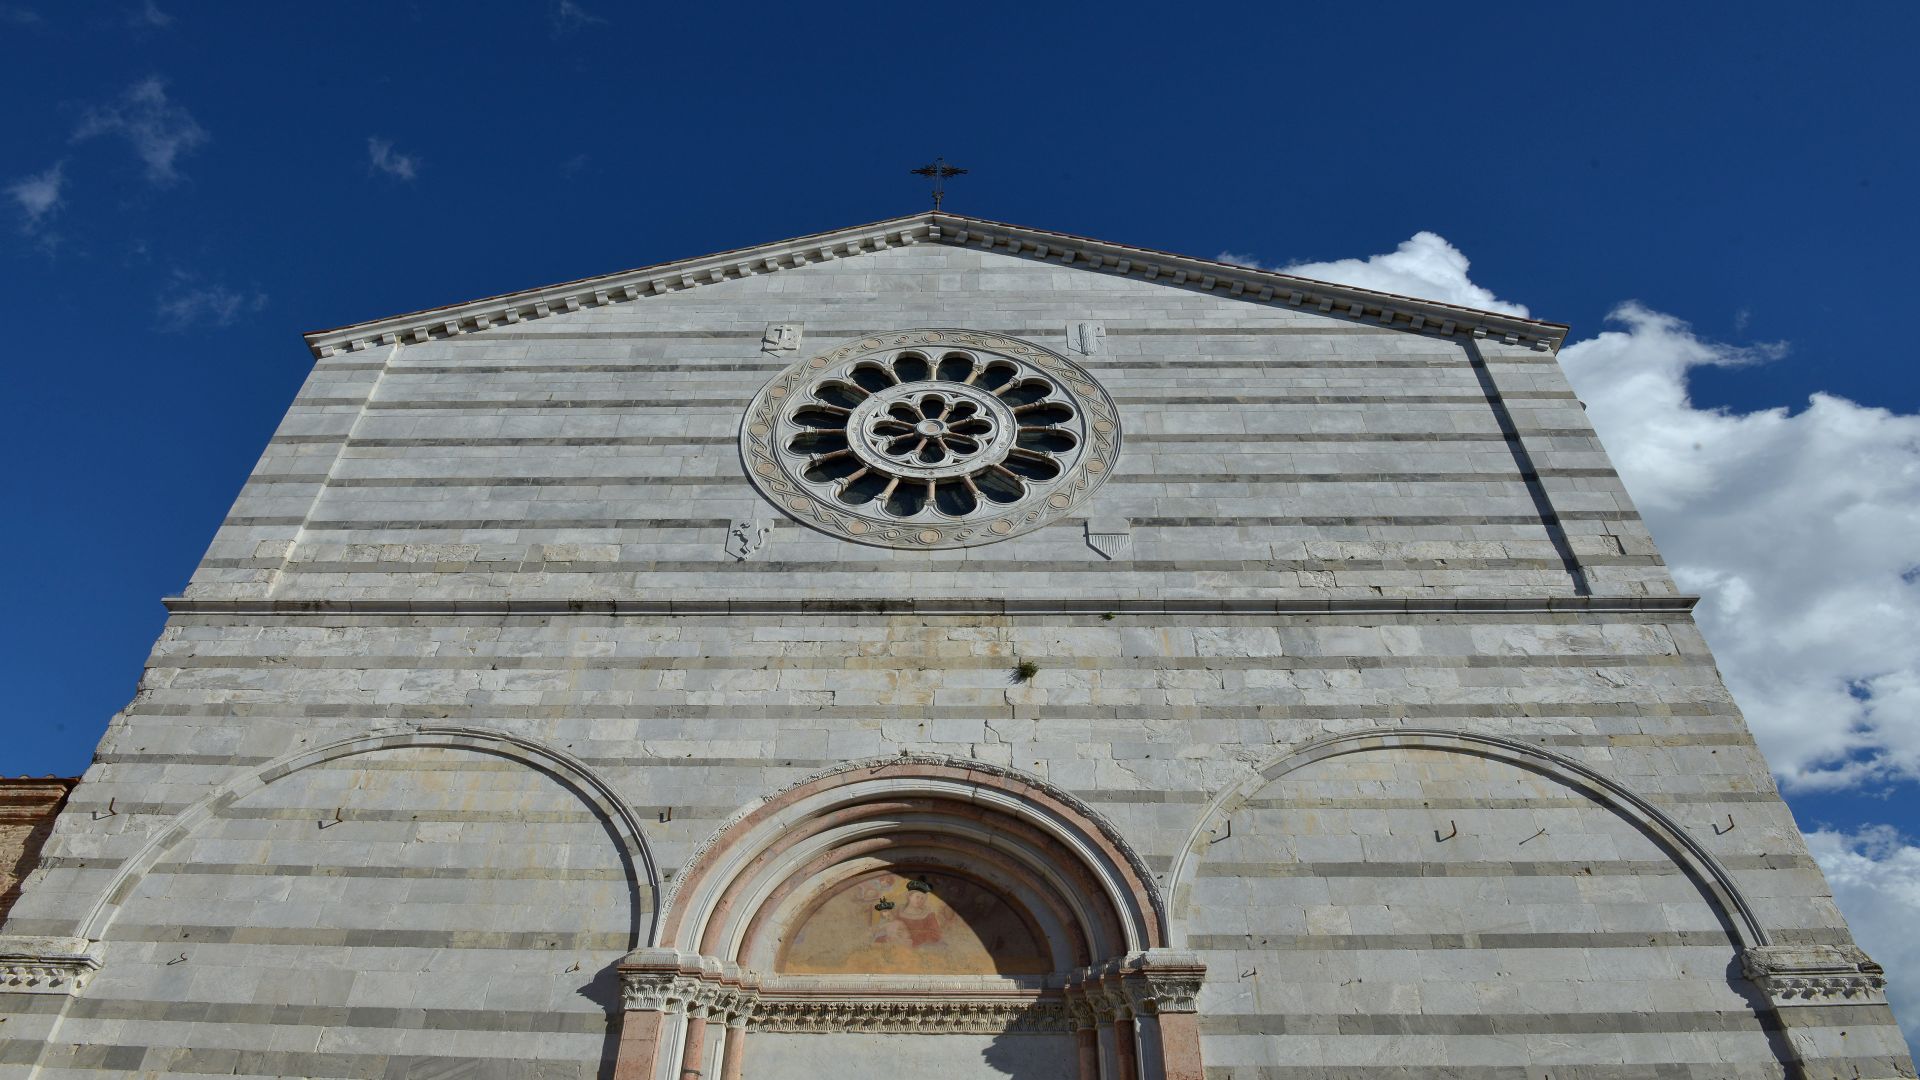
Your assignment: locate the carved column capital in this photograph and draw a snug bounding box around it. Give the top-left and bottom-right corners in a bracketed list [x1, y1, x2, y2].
[1741, 944, 1887, 1007]
[1122, 949, 1207, 1014]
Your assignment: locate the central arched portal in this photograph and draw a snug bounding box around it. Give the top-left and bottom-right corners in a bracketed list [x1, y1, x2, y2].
[614, 758, 1205, 1080]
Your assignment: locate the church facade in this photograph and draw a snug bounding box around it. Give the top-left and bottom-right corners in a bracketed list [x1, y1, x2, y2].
[0, 212, 1909, 1080]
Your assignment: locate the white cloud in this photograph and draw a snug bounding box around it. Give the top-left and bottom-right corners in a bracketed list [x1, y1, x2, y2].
[72, 77, 207, 185]
[7, 160, 64, 228]
[1220, 232, 1531, 317]
[1560, 306, 1920, 790]
[0, 4, 42, 24]
[1234, 231, 1920, 792]
[127, 0, 171, 27]
[367, 137, 419, 181]
[548, 0, 606, 37]
[1806, 826, 1920, 1046]
[155, 273, 267, 331]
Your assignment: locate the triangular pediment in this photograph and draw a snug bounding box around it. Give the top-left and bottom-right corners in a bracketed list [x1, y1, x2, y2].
[303, 212, 1568, 359]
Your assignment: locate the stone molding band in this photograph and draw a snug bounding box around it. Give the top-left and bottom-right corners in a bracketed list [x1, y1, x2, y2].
[163, 595, 1700, 616]
[303, 211, 1568, 360]
[617, 947, 1206, 1035]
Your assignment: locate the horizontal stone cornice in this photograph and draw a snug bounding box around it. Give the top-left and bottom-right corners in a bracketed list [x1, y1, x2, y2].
[162, 595, 1698, 617]
[301, 211, 1570, 359]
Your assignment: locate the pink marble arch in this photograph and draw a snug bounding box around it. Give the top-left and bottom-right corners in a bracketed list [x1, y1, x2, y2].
[778, 868, 1050, 976]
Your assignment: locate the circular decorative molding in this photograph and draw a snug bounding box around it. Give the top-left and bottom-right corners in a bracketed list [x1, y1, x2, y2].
[740, 329, 1121, 548]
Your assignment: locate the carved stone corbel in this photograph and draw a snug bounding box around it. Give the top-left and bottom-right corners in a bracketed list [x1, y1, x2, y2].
[1741, 943, 1888, 1007]
[0, 936, 104, 996]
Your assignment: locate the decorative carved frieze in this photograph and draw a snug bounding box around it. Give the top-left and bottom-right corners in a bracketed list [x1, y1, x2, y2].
[0, 936, 103, 996]
[751, 997, 1072, 1034]
[1741, 944, 1888, 1007]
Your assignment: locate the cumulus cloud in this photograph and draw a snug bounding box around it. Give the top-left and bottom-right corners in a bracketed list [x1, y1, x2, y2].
[7, 160, 64, 229]
[1220, 232, 1531, 317]
[1560, 306, 1920, 790]
[73, 77, 207, 185]
[1243, 230, 1920, 792]
[155, 273, 267, 331]
[1806, 826, 1920, 1046]
[367, 137, 419, 181]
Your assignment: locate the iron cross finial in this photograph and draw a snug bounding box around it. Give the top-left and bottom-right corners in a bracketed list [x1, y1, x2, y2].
[910, 157, 967, 210]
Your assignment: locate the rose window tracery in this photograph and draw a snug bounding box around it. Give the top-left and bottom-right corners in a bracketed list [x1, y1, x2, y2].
[741, 330, 1121, 548]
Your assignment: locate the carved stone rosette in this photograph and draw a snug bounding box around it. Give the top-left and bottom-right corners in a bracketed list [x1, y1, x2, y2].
[740, 329, 1122, 549]
[1741, 943, 1888, 1007]
[0, 936, 103, 996]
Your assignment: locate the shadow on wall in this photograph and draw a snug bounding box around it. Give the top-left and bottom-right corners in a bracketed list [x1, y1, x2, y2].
[979, 1031, 1078, 1078]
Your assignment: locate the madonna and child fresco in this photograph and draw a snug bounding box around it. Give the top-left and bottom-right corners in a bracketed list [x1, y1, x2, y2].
[778, 868, 1051, 976]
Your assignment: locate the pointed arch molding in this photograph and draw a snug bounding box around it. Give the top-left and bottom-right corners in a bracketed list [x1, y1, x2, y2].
[1166, 728, 1768, 950]
[76, 726, 659, 946]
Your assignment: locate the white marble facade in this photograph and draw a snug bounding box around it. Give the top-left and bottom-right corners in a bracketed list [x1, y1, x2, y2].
[0, 213, 1908, 1080]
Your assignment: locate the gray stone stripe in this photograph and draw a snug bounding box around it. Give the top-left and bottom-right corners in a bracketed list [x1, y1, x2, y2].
[95, 923, 630, 950]
[342, 393, 1535, 411]
[151, 853, 629, 880]
[1198, 922, 1843, 945]
[325, 431, 1597, 449]
[204, 804, 613, 824]
[1132, 393, 1574, 404]
[1193, 1061, 1906, 1080]
[1190, 929, 1762, 951]
[1232, 790, 1785, 808]
[10, 1042, 601, 1078]
[422, 326, 1405, 340]
[1105, 327, 1397, 337]
[109, 704, 1745, 728]
[393, 361, 785, 374]
[1197, 854, 1816, 878]
[12, 994, 609, 1034]
[266, 433, 351, 445]
[1197, 1007, 1827, 1036]
[1130, 511, 1640, 525]
[383, 357, 1475, 375]
[162, 609, 1694, 629]
[233, 512, 1633, 531]
[349, 434, 739, 447]
[153, 652, 1703, 673]
[259, 469, 1612, 489]
[202, 555, 1662, 574]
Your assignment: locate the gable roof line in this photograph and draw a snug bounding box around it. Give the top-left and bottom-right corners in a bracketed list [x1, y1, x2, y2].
[302, 211, 1568, 359]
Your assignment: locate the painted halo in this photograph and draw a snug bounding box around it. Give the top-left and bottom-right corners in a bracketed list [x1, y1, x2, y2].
[741, 329, 1122, 549]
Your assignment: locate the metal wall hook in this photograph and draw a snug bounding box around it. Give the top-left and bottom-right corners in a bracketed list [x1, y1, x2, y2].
[1208, 819, 1232, 845]
[1435, 820, 1457, 842]
[1712, 814, 1736, 835]
[93, 797, 117, 820]
[1519, 827, 1547, 845]
[166, 953, 188, 966]
[317, 807, 343, 830]
[658, 807, 673, 823]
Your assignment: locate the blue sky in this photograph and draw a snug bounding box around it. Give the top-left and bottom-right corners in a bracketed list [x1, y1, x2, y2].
[4, 0, 1918, 1037]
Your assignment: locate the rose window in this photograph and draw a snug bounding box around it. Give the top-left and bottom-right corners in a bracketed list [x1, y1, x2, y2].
[742, 330, 1121, 548]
